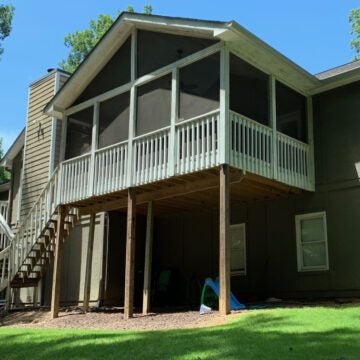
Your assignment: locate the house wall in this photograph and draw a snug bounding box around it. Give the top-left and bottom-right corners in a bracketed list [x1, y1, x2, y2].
[150, 80, 360, 302]
[20, 70, 69, 220]
[20, 72, 56, 219]
[8, 150, 23, 226]
[42, 213, 106, 306]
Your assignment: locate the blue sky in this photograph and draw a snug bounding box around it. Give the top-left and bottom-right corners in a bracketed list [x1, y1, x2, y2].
[0, 0, 358, 152]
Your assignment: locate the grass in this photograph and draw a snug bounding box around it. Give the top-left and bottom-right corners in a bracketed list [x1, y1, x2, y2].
[0, 307, 360, 360]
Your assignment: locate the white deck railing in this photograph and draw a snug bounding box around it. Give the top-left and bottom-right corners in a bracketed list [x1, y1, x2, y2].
[58, 109, 313, 206]
[61, 154, 91, 203]
[133, 128, 170, 186]
[230, 111, 313, 190]
[277, 132, 311, 190]
[176, 110, 219, 175]
[230, 111, 272, 179]
[94, 142, 128, 195]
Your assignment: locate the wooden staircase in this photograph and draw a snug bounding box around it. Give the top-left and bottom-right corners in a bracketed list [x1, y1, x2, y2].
[0, 167, 79, 296]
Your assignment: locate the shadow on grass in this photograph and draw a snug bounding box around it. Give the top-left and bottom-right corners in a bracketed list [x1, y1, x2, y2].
[0, 310, 359, 360]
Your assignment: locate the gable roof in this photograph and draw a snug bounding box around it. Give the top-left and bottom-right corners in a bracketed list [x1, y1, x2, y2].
[44, 13, 360, 116]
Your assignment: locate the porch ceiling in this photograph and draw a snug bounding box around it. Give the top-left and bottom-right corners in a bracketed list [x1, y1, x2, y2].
[74, 167, 302, 217]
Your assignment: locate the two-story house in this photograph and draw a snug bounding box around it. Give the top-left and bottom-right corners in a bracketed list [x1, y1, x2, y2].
[1, 13, 359, 319]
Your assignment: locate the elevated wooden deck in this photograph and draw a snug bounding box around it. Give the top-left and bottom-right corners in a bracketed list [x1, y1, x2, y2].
[69, 166, 302, 216]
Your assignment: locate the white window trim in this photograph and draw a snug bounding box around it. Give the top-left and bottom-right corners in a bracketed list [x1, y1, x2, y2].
[230, 223, 247, 276]
[295, 211, 329, 272]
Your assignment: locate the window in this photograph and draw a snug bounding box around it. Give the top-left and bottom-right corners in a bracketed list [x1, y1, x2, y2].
[295, 212, 329, 272]
[230, 224, 246, 275]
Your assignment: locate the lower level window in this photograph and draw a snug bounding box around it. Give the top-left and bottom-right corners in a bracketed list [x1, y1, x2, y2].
[295, 212, 329, 272]
[230, 223, 246, 275]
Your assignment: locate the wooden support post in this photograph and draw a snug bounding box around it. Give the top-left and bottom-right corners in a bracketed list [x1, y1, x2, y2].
[124, 189, 136, 319]
[142, 201, 154, 315]
[83, 213, 96, 312]
[219, 164, 230, 315]
[33, 286, 38, 307]
[50, 206, 66, 319]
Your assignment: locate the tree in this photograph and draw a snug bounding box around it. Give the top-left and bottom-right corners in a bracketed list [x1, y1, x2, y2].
[60, 5, 153, 73]
[0, 4, 15, 60]
[0, 138, 10, 183]
[350, 8, 360, 60]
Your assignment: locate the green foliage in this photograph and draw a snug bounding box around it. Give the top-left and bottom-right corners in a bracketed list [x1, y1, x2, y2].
[143, 4, 153, 15]
[0, 4, 15, 59]
[0, 138, 10, 183]
[59, 14, 114, 73]
[60, 5, 153, 73]
[350, 8, 360, 60]
[0, 307, 360, 359]
[126, 5, 135, 12]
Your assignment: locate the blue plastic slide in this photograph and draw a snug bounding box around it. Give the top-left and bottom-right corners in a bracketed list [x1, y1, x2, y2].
[203, 277, 246, 310]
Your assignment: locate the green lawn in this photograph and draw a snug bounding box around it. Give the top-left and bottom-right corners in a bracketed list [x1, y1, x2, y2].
[0, 307, 359, 360]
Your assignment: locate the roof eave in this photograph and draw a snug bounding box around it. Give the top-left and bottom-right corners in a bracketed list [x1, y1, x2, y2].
[0, 129, 25, 170]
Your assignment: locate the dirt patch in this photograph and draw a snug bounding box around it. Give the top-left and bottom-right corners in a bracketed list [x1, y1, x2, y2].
[1, 308, 233, 331]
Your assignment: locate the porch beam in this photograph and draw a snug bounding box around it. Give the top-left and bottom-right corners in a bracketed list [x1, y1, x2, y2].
[219, 164, 230, 315]
[50, 206, 66, 319]
[142, 201, 154, 315]
[79, 170, 245, 215]
[83, 213, 96, 312]
[124, 188, 136, 319]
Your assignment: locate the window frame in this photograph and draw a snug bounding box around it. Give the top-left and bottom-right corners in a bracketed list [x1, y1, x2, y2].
[295, 211, 329, 272]
[230, 223, 247, 276]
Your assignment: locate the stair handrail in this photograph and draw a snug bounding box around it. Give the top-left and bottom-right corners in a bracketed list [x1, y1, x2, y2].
[0, 213, 15, 242]
[10, 166, 62, 281]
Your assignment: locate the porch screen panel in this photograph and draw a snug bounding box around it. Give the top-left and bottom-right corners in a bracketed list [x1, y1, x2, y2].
[136, 74, 172, 136]
[178, 53, 220, 121]
[276, 81, 307, 142]
[72, 37, 131, 105]
[65, 107, 93, 159]
[98, 92, 130, 148]
[230, 54, 269, 126]
[137, 30, 217, 77]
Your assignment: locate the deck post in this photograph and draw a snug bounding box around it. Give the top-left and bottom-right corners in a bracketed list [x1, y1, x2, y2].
[88, 102, 99, 197]
[219, 44, 230, 165]
[124, 188, 136, 319]
[142, 201, 154, 315]
[126, 29, 137, 188]
[168, 68, 178, 176]
[307, 97, 315, 191]
[83, 213, 96, 312]
[50, 205, 66, 319]
[33, 285, 38, 307]
[269, 75, 278, 179]
[219, 164, 230, 315]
